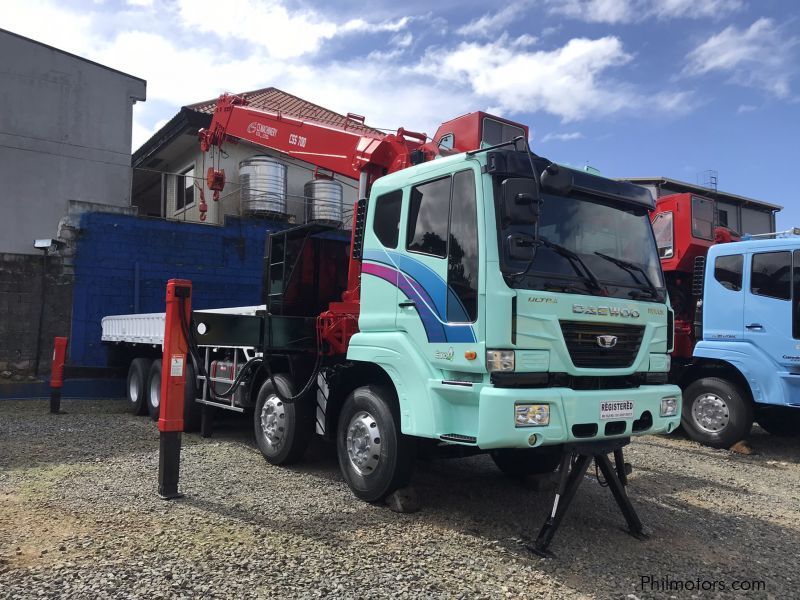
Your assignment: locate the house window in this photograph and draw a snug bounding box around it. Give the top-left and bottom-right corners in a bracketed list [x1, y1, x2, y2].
[176, 166, 195, 212]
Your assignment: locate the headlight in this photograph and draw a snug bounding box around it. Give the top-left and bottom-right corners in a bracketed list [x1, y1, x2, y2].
[660, 396, 679, 417]
[487, 350, 515, 372]
[515, 403, 550, 427]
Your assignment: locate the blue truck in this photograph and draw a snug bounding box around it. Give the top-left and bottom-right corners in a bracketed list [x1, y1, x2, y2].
[677, 236, 800, 446]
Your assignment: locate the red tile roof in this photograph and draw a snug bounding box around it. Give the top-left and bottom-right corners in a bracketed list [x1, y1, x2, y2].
[187, 87, 384, 136]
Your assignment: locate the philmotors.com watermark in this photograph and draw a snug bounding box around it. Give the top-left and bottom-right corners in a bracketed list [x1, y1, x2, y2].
[640, 575, 766, 593]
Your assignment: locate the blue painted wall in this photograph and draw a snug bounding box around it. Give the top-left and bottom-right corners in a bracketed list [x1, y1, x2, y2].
[71, 212, 283, 366]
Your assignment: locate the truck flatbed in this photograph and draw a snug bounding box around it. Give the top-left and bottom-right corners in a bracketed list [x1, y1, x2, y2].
[101, 305, 265, 347]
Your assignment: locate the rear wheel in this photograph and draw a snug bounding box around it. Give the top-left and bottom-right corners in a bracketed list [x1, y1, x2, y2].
[183, 362, 202, 433]
[682, 377, 753, 449]
[126, 358, 152, 416]
[337, 385, 416, 502]
[491, 446, 563, 478]
[756, 406, 800, 437]
[253, 374, 312, 465]
[147, 360, 162, 421]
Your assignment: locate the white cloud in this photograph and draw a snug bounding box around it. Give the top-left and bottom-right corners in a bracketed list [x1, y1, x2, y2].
[737, 104, 757, 114]
[456, 5, 531, 38]
[1, 0, 699, 153]
[126, 0, 154, 6]
[417, 36, 637, 121]
[548, 0, 743, 24]
[684, 18, 798, 98]
[541, 132, 584, 142]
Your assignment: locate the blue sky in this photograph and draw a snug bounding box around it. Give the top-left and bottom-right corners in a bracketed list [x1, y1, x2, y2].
[3, 0, 799, 227]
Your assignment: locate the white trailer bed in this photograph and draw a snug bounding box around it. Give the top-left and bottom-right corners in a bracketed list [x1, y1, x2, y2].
[101, 305, 266, 347]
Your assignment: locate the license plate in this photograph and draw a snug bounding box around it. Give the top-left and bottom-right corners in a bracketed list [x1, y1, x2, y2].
[600, 400, 634, 420]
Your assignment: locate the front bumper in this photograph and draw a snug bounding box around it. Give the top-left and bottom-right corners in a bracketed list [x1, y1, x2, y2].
[475, 384, 681, 449]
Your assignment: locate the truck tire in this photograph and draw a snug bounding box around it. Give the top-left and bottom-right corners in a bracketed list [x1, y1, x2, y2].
[183, 362, 202, 433]
[147, 360, 162, 421]
[337, 385, 416, 502]
[126, 358, 152, 416]
[253, 374, 312, 465]
[755, 407, 800, 437]
[682, 377, 753, 449]
[491, 446, 563, 478]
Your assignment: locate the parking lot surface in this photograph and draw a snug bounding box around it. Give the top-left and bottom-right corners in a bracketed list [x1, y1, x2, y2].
[1, 399, 798, 599]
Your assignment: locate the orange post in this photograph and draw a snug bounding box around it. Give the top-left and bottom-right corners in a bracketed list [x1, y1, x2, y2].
[49, 337, 68, 414]
[158, 279, 192, 499]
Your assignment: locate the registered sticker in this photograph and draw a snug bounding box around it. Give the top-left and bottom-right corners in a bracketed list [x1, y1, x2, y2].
[170, 355, 184, 377]
[600, 400, 634, 420]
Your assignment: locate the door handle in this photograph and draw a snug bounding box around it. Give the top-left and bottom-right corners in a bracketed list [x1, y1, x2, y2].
[399, 300, 416, 308]
[745, 323, 764, 330]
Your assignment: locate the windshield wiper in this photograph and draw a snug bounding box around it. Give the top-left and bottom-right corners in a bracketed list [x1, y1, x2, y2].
[538, 237, 604, 292]
[593, 251, 661, 300]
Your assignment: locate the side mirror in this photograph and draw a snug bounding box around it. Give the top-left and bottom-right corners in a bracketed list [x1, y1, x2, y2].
[501, 178, 541, 224]
[506, 233, 537, 262]
[540, 163, 573, 195]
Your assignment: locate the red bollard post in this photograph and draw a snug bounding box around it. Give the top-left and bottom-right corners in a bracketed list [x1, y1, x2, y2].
[157, 279, 192, 499]
[50, 337, 68, 414]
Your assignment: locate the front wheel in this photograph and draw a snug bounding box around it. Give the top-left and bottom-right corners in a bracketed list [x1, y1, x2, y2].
[253, 374, 312, 465]
[337, 385, 416, 502]
[682, 377, 753, 448]
[491, 446, 563, 478]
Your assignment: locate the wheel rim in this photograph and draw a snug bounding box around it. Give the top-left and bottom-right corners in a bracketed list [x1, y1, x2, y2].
[260, 394, 286, 451]
[691, 393, 730, 433]
[346, 410, 382, 475]
[149, 372, 160, 409]
[129, 377, 140, 404]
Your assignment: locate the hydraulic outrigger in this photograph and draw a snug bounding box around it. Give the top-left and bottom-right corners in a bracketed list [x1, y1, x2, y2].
[529, 440, 645, 557]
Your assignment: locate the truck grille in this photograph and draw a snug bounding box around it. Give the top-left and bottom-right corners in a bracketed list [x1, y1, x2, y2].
[560, 321, 645, 368]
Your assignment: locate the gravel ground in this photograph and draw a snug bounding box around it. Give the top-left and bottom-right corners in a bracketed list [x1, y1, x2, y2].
[1, 399, 798, 599]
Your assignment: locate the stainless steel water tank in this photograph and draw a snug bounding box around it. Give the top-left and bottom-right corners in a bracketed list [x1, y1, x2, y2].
[305, 178, 343, 224]
[239, 156, 287, 215]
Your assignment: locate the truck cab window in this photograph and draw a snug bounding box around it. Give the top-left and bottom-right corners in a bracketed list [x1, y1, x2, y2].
[714, 254, 743, 291]
[793, 251, 800, 339]
[407, 177, 450, 258]
[373, 190, 402, 248]
[447, 170, 478, 322]
[691, 196, 714, 240]
[482, 117, 525, 146]
[652, 211, 673, 258]
[751, 251, 791, 300]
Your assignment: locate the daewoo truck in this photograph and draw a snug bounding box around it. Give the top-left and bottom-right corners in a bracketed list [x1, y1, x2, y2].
[102, 94, 681, 553]
[652, 193, 800, 447]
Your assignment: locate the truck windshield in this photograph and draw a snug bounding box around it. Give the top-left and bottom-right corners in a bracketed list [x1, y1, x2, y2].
[501, 192, 666, 302]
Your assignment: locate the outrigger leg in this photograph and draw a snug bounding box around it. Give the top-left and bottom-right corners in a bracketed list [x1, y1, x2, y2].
[527, 439, 646, 558]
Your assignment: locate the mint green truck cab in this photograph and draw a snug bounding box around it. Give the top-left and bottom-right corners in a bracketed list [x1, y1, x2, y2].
[348, 148, 681, 459]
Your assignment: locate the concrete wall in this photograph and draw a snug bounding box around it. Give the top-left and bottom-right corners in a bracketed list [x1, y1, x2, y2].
[0, 29, 146, 254]
[0, 253, 72, 377]
[159, 142, 358, 230]
[70, 211, 285, 367]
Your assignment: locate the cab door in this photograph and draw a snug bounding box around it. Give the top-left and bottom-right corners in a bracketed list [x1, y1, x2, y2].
[394, 169, 481, 372]
[743, 249, 795, 370]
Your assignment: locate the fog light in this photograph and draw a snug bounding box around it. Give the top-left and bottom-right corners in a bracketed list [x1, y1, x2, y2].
[515, 403, 550, 427]
[527, 433, 538, 446]
[660, 396, 678, 417]
[487, 350, 515, 372]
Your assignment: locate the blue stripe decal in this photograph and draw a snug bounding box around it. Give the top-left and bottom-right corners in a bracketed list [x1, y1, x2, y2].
[362, 248, 475, 343]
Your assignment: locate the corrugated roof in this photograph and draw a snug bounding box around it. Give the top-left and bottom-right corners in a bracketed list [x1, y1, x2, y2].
[187, 87, 383, 136]
[621, 177, 783, 211]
